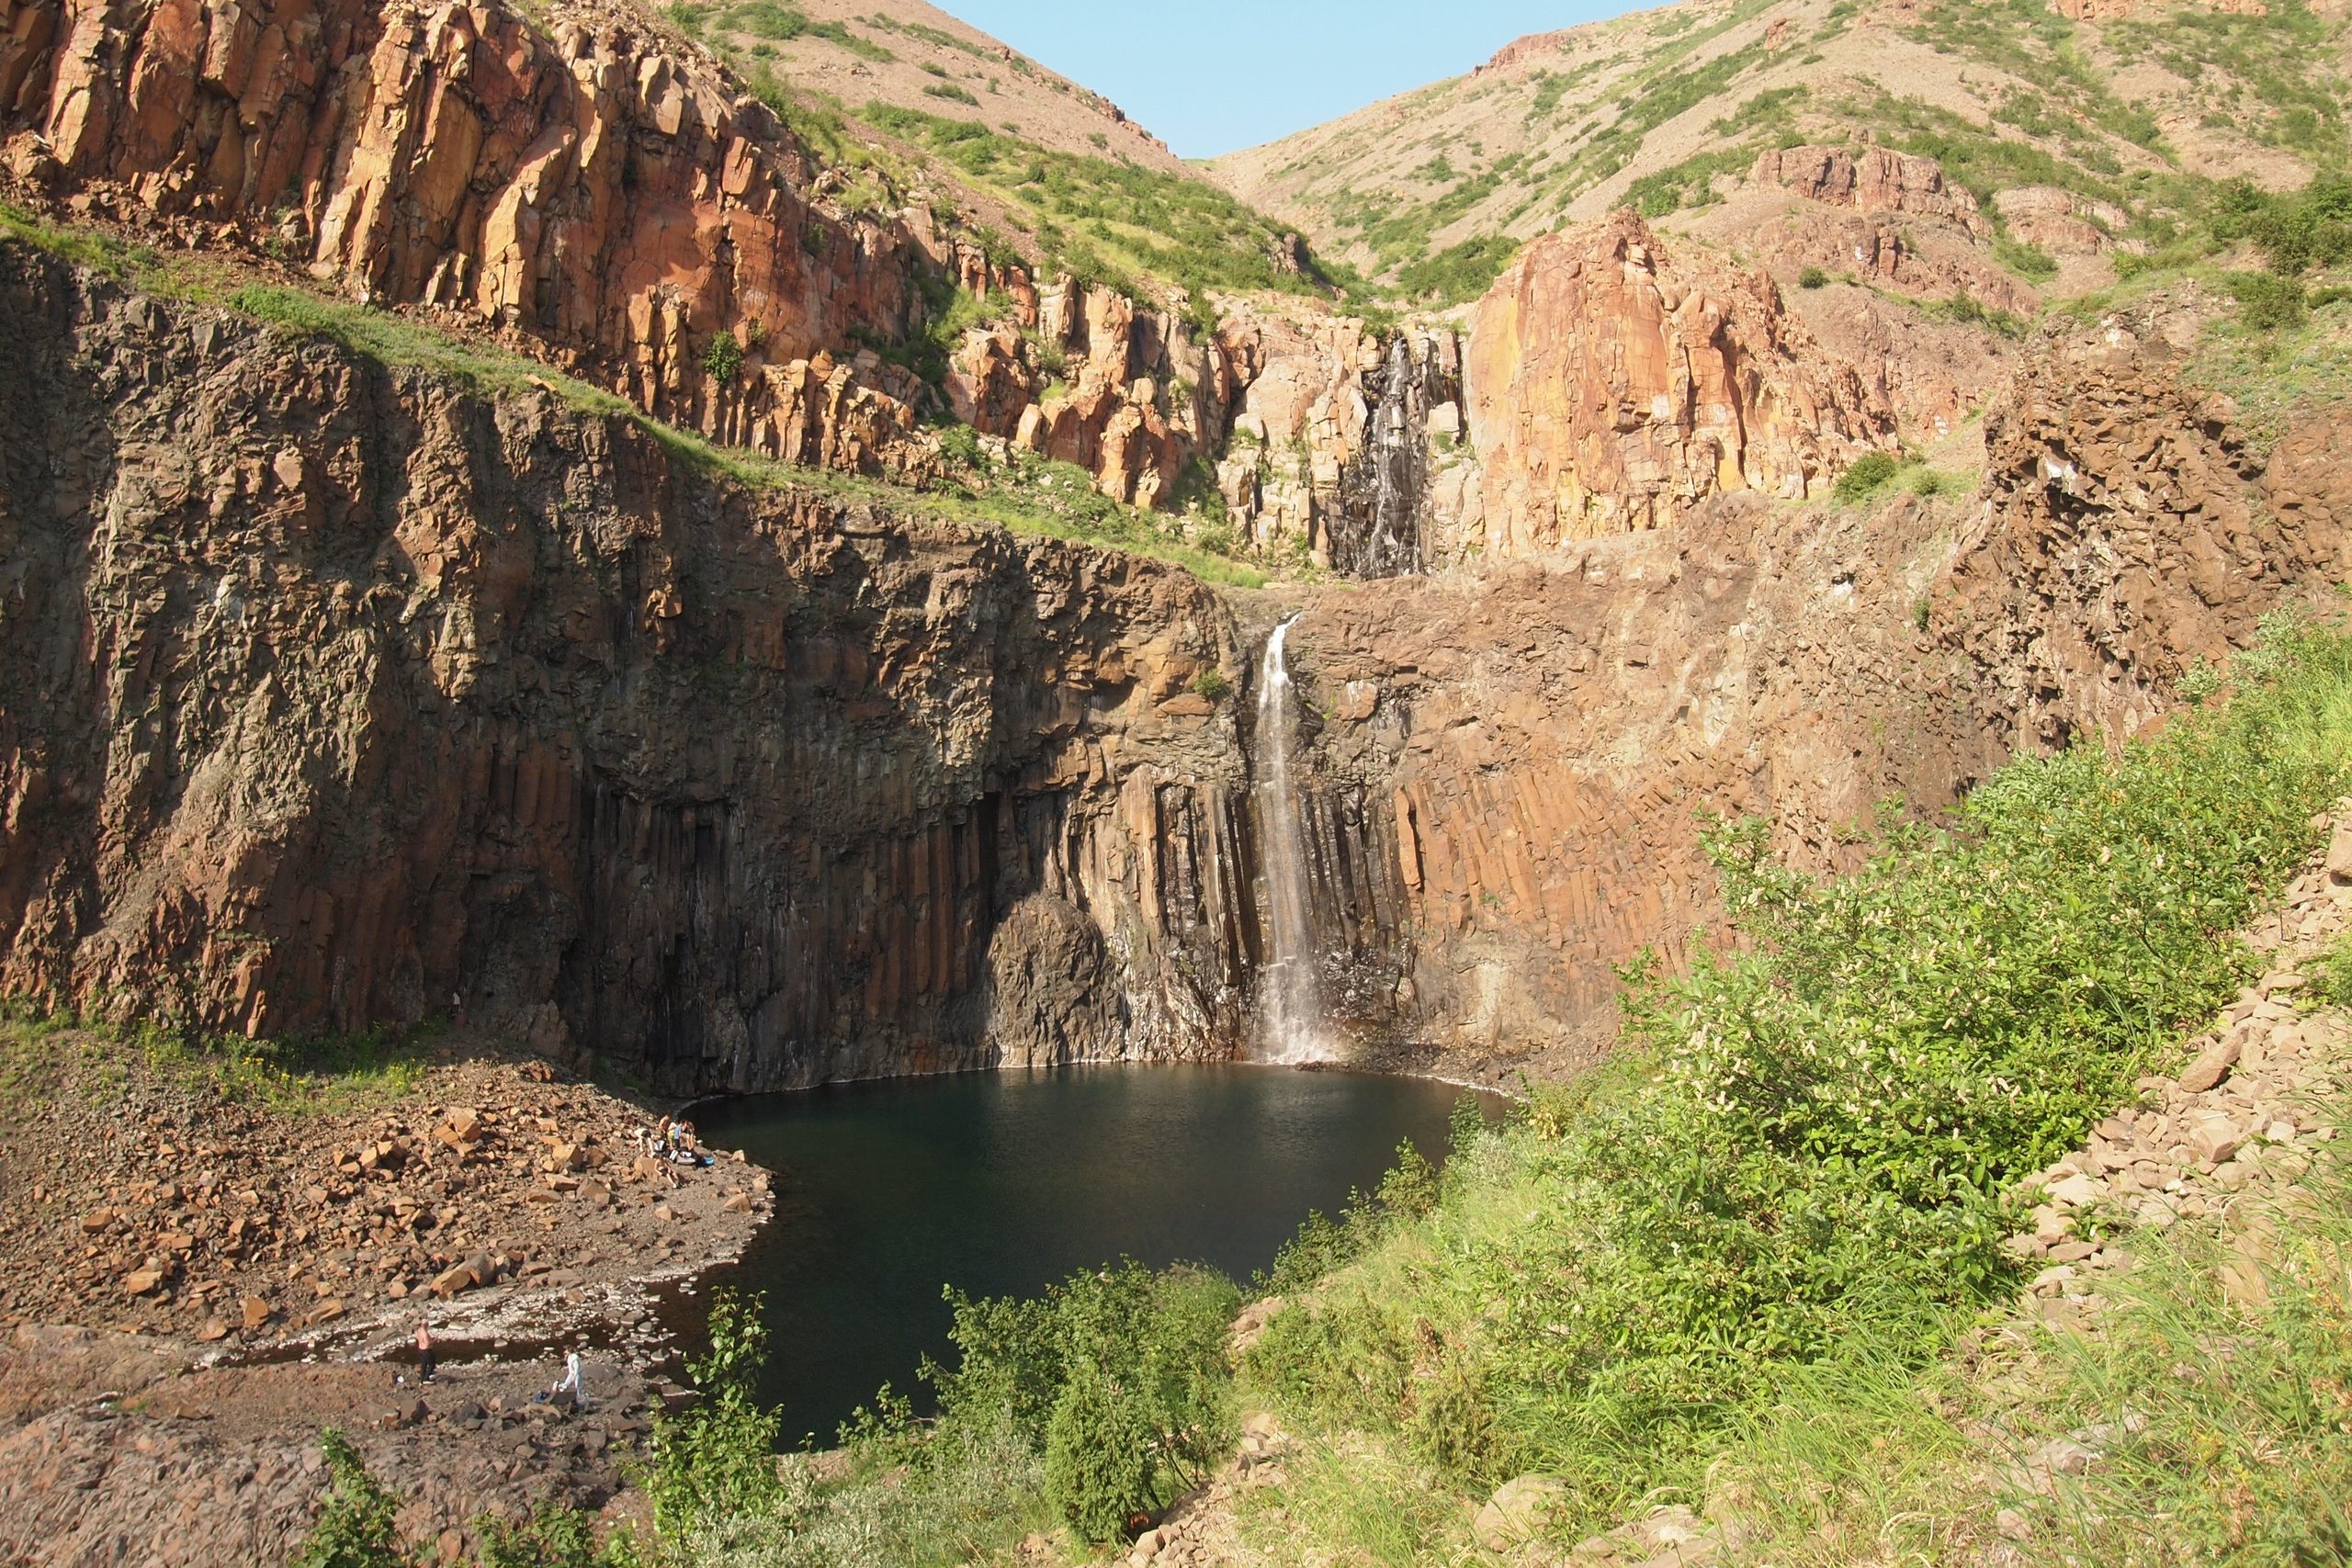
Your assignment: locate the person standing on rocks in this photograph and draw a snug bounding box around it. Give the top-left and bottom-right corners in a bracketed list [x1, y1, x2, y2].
[415, 1316, 436, 1383]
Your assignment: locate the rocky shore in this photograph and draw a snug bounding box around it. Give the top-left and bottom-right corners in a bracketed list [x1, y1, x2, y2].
[0, 1032, 775, 1562]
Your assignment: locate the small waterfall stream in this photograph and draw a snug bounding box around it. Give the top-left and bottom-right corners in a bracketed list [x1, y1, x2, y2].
[1329, 332, 1458, 579]
[1250, 617, 1339, 1064]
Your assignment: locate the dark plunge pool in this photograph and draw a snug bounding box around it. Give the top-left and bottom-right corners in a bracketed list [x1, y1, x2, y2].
[687, 1063, 1493, 1444]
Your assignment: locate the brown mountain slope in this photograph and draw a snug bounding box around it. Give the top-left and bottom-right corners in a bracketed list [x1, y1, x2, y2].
[1209, 0, 2352, 305]
[652, 0, 1189, 174]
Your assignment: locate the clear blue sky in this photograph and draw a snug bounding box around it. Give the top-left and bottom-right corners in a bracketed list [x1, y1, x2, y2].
[944, 1, 1626, 160]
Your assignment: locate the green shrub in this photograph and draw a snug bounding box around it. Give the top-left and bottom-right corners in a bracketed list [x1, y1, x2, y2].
[475, 1506, 634, 1568]
[922, 82, 980, 107]
[934, 423, 984, 468]
[701, 333, 744, 384]
[1833, 450, 1900, 502]
[290, 1431, 407, 1568]
[1798, 265, 1830, 289]
[1191, 668, 1231, 704]
[1043, 1359, 1159, 1541]
[1245, 611, 2352, 1542]
[648, 1289, 786, 1537]
[2227, 269, 2311, 331]
[1994, 236, 2060, 281]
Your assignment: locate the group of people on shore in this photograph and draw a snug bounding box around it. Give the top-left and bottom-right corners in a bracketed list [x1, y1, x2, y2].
[638, 1114, 714, 1168]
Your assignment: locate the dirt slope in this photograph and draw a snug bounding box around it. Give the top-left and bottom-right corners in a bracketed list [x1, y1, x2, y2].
[655, 0, 1186, 173]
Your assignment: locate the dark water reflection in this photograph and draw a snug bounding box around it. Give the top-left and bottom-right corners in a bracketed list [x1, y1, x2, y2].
[690, 1063, 1494, 1443]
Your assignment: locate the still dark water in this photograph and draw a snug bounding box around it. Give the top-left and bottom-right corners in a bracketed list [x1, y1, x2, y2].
[690, 1063, 1489, 1443]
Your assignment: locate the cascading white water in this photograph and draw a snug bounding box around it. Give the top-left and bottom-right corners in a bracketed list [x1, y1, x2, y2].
[1251, 617, 1340, 1064]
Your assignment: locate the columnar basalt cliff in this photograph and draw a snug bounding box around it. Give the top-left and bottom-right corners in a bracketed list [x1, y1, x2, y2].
[1461, 212, 1897, 557]
[0, 243, 1297, 1092]
[1255, 316, 2352, 1066]
[0, 0, 1320, 514]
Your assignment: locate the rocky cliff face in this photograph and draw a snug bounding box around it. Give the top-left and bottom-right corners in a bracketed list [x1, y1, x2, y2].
[1255, 315, 2352, 1066]
[0, 242, 1298, 1092]
[2, 235, 2341, 1085]
[0, 0, 1316, 517]
[1461, 212, 1896, 553]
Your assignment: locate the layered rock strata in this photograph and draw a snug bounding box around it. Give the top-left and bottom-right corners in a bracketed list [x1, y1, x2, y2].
[0, 242, 1283, 1091]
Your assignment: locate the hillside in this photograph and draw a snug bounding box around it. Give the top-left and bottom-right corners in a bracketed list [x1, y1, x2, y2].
[648, 0, 1332, 304]
[654, 0, 1186, 173]
[1210, 0, 2352, 307]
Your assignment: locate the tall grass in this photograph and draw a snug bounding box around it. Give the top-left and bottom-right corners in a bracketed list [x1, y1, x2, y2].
[1712, 1106, 2352, 1564]
[1234, 611, 2352, 1555]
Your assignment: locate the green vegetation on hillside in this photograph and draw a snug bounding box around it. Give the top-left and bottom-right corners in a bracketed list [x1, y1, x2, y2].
[859, 106, 1336, 308]
[1227, 610, 2352, 1556]
[290, 613, 2352, 1564]
[1704, 1131, 2352, 1562]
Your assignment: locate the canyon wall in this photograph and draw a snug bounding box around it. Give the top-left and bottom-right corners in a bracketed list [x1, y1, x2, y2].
[1269, 310, 2352, 1069]
[0, 242, 1297, 1092]
[3, 236, 2345, 1085]
[0, 0, 1954, 574]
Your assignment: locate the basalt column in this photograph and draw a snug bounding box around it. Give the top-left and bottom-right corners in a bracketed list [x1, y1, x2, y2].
[0, 247, 1272, 1094]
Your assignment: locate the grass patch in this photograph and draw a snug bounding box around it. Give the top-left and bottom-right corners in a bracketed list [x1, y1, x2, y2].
[0, 999, 435, 1116]
[1710, 1109, 2352, 1563]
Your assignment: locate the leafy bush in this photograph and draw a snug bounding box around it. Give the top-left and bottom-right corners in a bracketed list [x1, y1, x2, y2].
[1798, 265, 1830, 289]
[1994, 235, 2060, 281]
[1043, 1360, 1159, 1540]
[1392, 234, 1520, 306]
[1833, 450, 1900, 502]
[648, 1289, 786, 1537]
[2227, 270, 2310, 331]
[1191, 668, 1231, 704]
[922, 82, 980, 107]
[1243, 612, 2352, 1543]
[701, 333, 744, 384]
[290, 1431, 407, 1568]
[476, 1506, 635, 1568]
[2213, 173, 2352, 276]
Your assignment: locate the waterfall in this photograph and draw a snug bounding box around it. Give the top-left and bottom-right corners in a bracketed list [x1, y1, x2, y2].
[1250, 617, 1340, 1064]
[1330, 333, 1453, 579]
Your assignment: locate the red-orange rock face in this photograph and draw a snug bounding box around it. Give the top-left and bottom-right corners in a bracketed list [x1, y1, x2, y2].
[13, 0, 933, 409]
[0, 245, 1267, 1091]
[1464, 212, 1896, 548]
[1749, 145, 1991, 231]
[1279, 311, 2349, 1070]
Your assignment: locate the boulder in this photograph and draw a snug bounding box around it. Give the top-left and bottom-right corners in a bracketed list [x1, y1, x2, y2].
[1473, 1475, 1570, 1551]
[2179, 1032, 2243, 1093]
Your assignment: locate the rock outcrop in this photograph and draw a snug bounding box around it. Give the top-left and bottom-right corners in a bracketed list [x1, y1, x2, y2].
[1261, 316, 2351, 1066]
[1940, 321, 2352, 751]
[0, 0, 1277, 515]
[1464, 212, 1895, 549]
[1749, 146, 1992, 231]
[0, 242, 1286, 1091]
